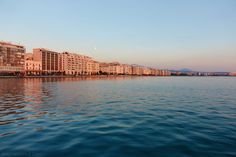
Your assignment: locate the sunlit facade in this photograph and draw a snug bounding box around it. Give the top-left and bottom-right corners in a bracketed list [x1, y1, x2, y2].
[123, 64, 132, 75]
[99, 62, 124, 75]
[0, 42, 25, 73]
[61, 52, 100, 75]
[229, 72, 236, 76]
[61, 52, 83, 75]
[25, 53, 42, 75]
[132, 65, 143, 75]
[33, 48, 60, 75]
[0, 41, 172, 76]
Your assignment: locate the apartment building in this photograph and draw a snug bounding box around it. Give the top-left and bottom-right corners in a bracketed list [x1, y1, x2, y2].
[0, 41, 25, 73]
[61, 52, 83, 75]
[150, 69, 157, 76]
[230, 72, 236, 76]
[111, 63, 124, 75]
[132, 65, 143, 75]
[25, 53, 42, 75]
[80, 55, 91, 75]
[99, 62, 124, 75]
[123, 64, 132, 75]
[159, 70, 171, 76]
[33, 48, 60, 75]
[60, 52, 100, 75]
[99, 62, 110, 74]
[91, 61, 100, 75]
[142, 67, 152, 76]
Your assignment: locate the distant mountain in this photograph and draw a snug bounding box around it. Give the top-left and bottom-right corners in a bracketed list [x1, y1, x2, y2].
[178, 68, 193, 72]
[170, 68, 193, 72]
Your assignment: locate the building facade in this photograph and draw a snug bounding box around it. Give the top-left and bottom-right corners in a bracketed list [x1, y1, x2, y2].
[0, 41, 172, 77]
[25, 53, 42, 75]
[25, 60, 42, 75]
[91, 61, 100, 75]
[61, 52, 83, 75]
[60, 52, 100, 75]
[99, 62, 124, 75]
[0, 42, 25, 74]
[33, 48, 60, 75]
[159, 70, 171, 76]
[230, 72, 236, 76]
[123, 64, 132, 75]
[99, 62, 110, 74]
[132, 65, 143, 75]
[82, 56, 92, 75]
[142, 67, 151, 75]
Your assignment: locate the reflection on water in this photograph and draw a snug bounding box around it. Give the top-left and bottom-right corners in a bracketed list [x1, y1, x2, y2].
[0, 76, 137, 126]
[0, 77, 236, 157]
[0, 79, 39, 126]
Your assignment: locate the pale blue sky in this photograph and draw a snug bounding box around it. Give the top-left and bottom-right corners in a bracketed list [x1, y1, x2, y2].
[0, 0, 236, 71]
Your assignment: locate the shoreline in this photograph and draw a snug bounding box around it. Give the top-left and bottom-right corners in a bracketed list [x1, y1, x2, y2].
[0, 75, 234, 78]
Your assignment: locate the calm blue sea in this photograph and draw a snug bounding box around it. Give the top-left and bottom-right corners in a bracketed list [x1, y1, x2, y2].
[0, 77, 236, 157]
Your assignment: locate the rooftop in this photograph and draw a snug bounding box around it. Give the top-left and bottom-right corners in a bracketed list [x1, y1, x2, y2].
[0, 41, 25, 49]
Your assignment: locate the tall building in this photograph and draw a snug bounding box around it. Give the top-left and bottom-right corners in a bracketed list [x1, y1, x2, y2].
[150, 68, 158, 76]
[99, 62, 124, 75]
[99, 62, 110, 74]
[60, 52, 100, 75]
[91, 61, 100, 75]
[61, 52, 83, 75]
[132, 65, 143, 75]
[142, 67, 151, 75]
[123, 64, 132, 75]
[110, 63, 124, 75]
[33, 48, 60, 74]
[0, 41, 25, 73]
[81, 55, 94, 75]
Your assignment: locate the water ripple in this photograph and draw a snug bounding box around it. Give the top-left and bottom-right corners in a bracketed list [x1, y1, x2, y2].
[0, 77, 236, 157]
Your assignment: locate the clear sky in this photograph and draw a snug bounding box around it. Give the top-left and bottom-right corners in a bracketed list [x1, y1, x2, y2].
[0, 0, 236, 72]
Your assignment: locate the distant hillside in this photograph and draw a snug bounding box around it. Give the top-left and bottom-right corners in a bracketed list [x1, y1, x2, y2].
[178, 68, 193, 72]
[170, 68, 193, 72]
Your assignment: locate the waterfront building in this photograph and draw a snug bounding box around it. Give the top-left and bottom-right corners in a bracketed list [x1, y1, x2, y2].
[59, 52, 100, 75]
[132, 65, 143, 75]
[110, 62, 124, 75]
[25, 53, 42, 75]
[25, 60, 42, 75]
[109, 62, 124, 75]
[150, 68, 159, 76]
[159, 70, 171, 76]
[99, 62, 110, 74]
[91, 61, 100, 75]
[61, 52, 83, 75]
[123, 64, 132, 75]
[142, 67, 152, 76]
[111, 65, 123, 75]
[0, 41, 25, 74]
[229, 72, 236, 76]
[33, 48, 60, 75]
[80, 55, 91, 75]
[99, 62, 124, 75]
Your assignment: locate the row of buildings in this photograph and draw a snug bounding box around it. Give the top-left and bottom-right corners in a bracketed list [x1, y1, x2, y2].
[0, 41, 171, 76]
[171, 71, 233, 76]
[230, 72, 236, 76]
[99, 62, 170, 76]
